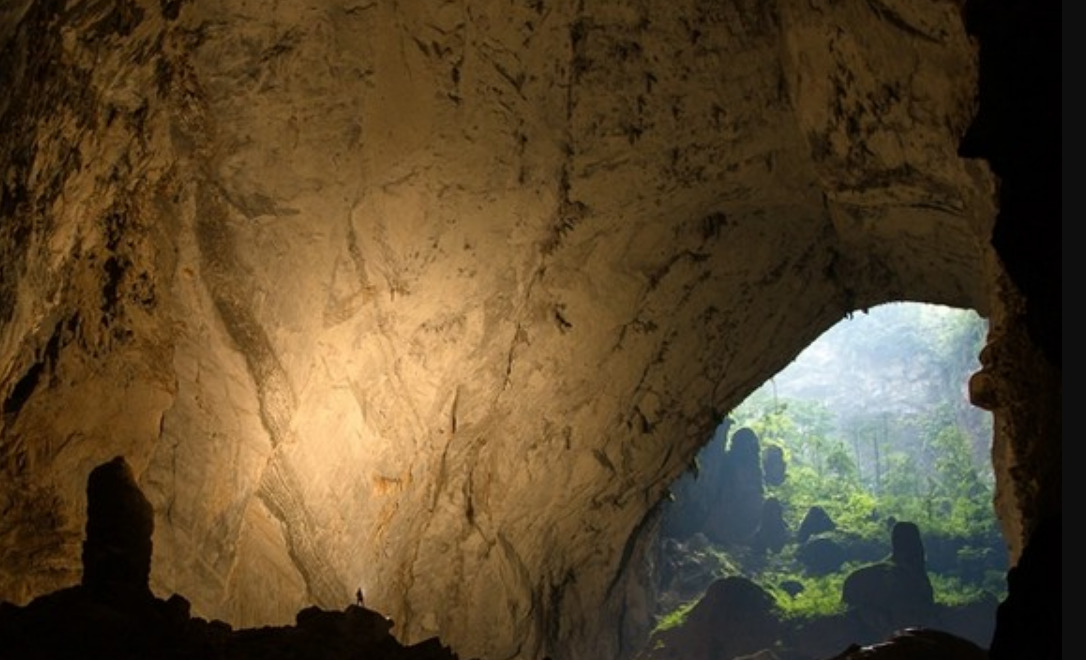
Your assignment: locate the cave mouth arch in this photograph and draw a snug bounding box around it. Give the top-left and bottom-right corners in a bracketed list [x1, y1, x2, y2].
[641, 302, 1004, 658]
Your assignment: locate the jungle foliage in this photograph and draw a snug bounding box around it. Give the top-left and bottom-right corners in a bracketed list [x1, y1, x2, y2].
[655, 304, 1005, 627]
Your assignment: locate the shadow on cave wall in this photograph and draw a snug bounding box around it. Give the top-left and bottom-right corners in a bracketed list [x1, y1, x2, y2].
[0, 456, 469, 660]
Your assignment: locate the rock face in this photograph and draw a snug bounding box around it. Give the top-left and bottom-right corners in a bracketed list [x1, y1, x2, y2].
[0, 2, 1060, 660]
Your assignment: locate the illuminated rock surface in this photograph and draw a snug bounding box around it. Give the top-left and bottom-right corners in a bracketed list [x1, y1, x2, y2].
[0, 1, 1060, 659]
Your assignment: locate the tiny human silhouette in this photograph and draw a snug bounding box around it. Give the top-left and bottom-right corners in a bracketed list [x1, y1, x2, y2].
[355, 588, 364, 607]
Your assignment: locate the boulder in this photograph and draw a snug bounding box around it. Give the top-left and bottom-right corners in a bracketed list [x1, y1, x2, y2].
[641, 576, 782, 660]
[841, 522, 935, 641]
[797, 506, 837, 545]
[798, 537, 847, 576]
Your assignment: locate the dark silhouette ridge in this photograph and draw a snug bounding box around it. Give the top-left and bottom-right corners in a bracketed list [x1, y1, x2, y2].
[0, 456, 468, 660]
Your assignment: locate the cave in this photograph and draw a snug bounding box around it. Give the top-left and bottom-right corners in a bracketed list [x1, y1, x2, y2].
[0, 1, 1060, 660]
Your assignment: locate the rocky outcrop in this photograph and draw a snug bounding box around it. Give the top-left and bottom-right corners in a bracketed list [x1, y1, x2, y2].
[0, 1, 1060, 659]
[798, 537, 842, 577]
[761, 444, 786, 488]
[797, 506, 836, 545]
[750, 496, 789, 555]
[0, 456, 464, 660]
[637, 576, 782, 660]
[709, 427, 766, 545]
[662, 424, 768, 546]
[841, 522, 935, 640]
[81, 456, 154, 597]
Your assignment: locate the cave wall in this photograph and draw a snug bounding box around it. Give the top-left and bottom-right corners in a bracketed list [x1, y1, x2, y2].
[960, 1, 1060, 655]
[0, 1, 1057, 659]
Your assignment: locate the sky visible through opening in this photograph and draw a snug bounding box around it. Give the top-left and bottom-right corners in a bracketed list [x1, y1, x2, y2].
[729, 301, 993, 493]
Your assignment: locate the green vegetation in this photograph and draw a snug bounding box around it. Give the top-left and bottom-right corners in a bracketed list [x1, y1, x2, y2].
[652, 599, 698, 632]
[929, 572, 1005, 608]
[655, 304, 1005, 626]
[759, 554, 854, 620]
[737, 400, 998, 543]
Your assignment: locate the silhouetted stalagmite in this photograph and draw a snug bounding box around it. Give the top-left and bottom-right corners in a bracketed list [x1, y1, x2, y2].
[81, 456, 155, 596]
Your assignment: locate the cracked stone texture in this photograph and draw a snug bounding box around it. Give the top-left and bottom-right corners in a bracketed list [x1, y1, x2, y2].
[0, 1, 1055, 660]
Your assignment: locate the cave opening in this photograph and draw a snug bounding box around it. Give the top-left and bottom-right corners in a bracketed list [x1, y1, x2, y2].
[635, 302, 1005, 660]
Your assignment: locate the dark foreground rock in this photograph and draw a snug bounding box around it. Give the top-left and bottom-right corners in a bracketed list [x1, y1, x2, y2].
[0, 456, 465, 660]
[0, 590, 461, 660]
[825, 628, 987, 660]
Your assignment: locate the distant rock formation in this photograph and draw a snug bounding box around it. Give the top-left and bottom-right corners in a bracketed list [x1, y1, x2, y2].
[796, 505, 836, 545]
[797, 536, 847, 576]
[750, 496, 789, 555]
[841, 521, 936, 640]
[761, 444, 786, 487]
[653, 534, 728, 614]
[662, 425, 768, 547]
[709, 428, 766, 545]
